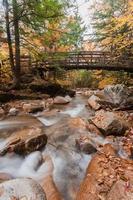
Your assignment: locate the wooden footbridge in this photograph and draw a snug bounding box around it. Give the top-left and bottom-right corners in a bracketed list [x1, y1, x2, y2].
[1, 51, 133, 72]
[32, 51, 133, 72]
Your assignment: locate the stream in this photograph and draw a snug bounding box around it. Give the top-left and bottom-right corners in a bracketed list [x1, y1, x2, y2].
[0, 94, 116, 200]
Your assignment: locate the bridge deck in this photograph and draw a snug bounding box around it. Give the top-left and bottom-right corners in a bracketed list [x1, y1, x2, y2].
[32, 51, 133, 72]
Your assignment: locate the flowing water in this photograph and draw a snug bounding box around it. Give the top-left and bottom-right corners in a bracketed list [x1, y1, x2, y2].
[0, 94, 109, 200]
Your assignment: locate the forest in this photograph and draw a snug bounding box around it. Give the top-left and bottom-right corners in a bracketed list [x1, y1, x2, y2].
[0, 0, 133, 200]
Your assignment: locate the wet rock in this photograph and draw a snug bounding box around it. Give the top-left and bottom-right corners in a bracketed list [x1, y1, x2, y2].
[88, 95, 101, 110]
[76, 144, 133, 200]
[23, 103, 44, 113]
[0, 127, 47, 155]
[8, 107, 19, 116]
[76, 135, 97, 154]
[97, 84, 133, 110]
[91, 110, 127, 136]
[0, 178, 46, 200]
[69, 117, 86, 130]
[53, 95, 72, 104]
[0, 173, 12, 183]
[0, 108, 5, 118]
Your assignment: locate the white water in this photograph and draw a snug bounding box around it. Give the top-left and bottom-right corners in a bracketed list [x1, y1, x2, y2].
[38, 117, 59, 126]
[60, 104, 85, 117]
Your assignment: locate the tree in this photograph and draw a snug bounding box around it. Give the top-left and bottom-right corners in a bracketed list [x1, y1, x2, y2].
[2, 0, 69, 88]
[91, 0, 133, 57]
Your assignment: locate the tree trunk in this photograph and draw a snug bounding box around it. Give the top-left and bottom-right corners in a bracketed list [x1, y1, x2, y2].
[12, 0, 21, 88]
[4, 0, 15, 79]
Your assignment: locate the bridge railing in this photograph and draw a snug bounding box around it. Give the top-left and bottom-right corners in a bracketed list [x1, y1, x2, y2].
[0, 51, 133, 72]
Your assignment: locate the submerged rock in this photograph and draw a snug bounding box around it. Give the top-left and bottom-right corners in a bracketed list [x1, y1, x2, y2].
[0, 178, 46, 200]
[0, 127, 47, 155]
[91, 110, 127, 136]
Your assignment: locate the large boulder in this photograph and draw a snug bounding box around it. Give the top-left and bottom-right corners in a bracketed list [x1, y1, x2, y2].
[97, 84, 133, 110]
[0, 127, 47, 155]
[76, 144, 133, 200]
[91, 110, 127, 136]
[0, 178, 46, 200]
[53, 95, 72, 104]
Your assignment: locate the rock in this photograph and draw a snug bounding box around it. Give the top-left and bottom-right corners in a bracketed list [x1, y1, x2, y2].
[86, 122, 102, 135]
[53, 95, 72, 104]
[68, 117, 87, 130]
[83, 90, 94, 97]
[76, 144, 133, 200]
[0, 173, 12, 183]
[0, 93, 16, 103]
[0, 127, 47, 155]
[88, 95, 101, 110]
[23, 103, 44, 113]
[0, 178, 46, 200]
[97, 84, 133, 110]
[75, 135, 97, 154]
[107, 180, 133, 200]
[91, 110, 127, 136]
[21, 73, 34, 84]
[8, 107, 19, 116]
[30, 83, 76, 97]
[45, 98, 54, 108]
[0, 108, 5, 118]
